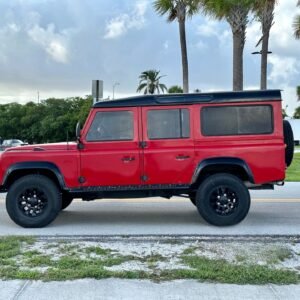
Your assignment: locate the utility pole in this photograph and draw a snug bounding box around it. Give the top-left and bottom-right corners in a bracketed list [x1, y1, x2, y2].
[112, 82, 120, 100]
[252, 50, 272, 90]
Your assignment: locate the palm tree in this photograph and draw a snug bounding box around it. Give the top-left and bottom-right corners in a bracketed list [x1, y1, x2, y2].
[202, 0, 252, 91]
[294, 1, 300, 39]
[154, 0, 199, 93]
[136, 70, 167, 94]
[253, 0, 277, 90]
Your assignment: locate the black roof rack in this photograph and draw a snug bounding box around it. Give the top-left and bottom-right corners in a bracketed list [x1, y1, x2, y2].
[93, 90, 282, 108]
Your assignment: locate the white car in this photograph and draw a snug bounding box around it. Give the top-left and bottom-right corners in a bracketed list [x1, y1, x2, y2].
[0, 139, 28, 150]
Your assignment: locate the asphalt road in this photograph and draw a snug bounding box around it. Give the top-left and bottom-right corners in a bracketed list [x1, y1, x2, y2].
[0, 182, 299, 236]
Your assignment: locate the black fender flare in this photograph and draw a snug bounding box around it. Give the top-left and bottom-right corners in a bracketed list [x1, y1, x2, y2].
[2, 161, 66, 189]
[191, 157, 254, 184]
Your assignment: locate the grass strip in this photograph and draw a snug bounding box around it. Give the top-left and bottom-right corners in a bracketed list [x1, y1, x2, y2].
[286, 152, 300, 182]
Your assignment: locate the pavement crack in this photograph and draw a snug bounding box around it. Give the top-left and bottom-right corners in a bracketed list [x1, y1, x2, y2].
[13, 280, 31, 300]
[267, 284, 280, 300]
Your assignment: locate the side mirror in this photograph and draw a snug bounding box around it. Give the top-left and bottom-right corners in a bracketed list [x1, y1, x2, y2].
[76, 122, 84, 150]
[76, 122, 81, 140]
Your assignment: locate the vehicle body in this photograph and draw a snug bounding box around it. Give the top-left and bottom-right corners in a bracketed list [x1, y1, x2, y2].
[0, 90, 294, 228]
[287, 119, 300, 145]
[0, 139, 28, 151]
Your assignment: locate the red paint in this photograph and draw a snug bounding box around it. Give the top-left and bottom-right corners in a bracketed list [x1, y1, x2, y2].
[0, 99, 286, 189]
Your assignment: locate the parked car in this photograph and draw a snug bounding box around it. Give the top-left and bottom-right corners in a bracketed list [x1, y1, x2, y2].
[0, 90, 294, 228]
[0, 139, 28, 151]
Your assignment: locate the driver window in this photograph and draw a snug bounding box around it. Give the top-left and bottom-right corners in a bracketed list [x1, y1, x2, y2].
[86, 111, 134, 141]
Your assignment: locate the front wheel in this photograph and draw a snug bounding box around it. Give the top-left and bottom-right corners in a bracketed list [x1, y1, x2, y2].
[196, 173, 250, 226]
[61, 194, 73, 210]
[6, 175, 61, 228]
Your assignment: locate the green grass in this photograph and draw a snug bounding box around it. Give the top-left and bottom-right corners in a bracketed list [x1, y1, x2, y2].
[0, 237, 299, 284]
[0, 236, 34, 259]
[286, 152, 300, 182]
[85, 246, 111, 256]
[164, 256, 299, 285]
[264, 247, 293, 265]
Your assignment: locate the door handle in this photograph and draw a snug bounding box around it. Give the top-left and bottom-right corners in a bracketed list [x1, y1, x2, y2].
[176, 155, 190, 160]
[122, 156, 135, 162]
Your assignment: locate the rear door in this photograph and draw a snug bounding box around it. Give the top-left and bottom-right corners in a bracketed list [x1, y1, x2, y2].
[80, 107, 142, 187]
[141, 106, 195, 185]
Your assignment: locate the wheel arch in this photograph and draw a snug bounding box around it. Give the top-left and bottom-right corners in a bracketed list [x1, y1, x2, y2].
[191, 157, 254, 187]
[2, 161, 66, 191]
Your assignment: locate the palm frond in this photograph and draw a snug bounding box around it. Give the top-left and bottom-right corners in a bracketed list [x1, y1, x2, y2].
[201, 0, 252, 20]
[137, 69, 167, 95]
[294, 15, 300, 39]
[136, 83, 148, 93]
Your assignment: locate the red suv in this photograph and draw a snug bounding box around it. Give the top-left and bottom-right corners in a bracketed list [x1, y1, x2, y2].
[0, 90, 294, 228]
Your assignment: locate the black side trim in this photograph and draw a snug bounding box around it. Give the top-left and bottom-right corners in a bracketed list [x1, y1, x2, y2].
[2, 161, 66, 189]
[191, 157, 254, 184]
[70, 184, 190, 193]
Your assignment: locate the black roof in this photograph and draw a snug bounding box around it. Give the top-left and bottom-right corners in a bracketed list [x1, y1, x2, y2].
[93, 90, 282, 108]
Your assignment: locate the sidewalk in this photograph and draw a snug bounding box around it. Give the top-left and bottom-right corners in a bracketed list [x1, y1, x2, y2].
[1, 279, 300, 300]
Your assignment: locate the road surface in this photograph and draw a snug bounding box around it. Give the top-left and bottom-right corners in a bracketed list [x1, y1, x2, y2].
[0, 183, 299, 236]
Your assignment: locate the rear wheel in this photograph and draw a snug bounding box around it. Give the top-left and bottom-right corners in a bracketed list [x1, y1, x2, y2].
[6, 175, 61, 228]
[196, 173, 250, 226]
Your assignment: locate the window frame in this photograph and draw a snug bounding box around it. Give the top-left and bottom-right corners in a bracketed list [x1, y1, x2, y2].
[86, 110, 135, 142]
[200, 104, 274, 137]
[146, 108, 191, 140]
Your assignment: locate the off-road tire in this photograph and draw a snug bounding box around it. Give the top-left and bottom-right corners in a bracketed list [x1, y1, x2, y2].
[283, 120, 294, 167]
[189, 193, 196, 206]
[61, 195, 73, 210]
[6, 175, 61, 228]
[196, 173, 250, 226]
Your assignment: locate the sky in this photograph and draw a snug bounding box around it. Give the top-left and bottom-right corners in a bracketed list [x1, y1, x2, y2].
[0, 0, 299, 115]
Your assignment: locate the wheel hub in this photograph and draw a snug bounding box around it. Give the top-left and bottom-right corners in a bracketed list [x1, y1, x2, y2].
[18, 188, 48, 217]
[210, 187, 238, 216]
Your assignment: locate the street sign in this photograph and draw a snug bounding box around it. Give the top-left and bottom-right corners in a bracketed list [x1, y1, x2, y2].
[92, 80, 103, 104]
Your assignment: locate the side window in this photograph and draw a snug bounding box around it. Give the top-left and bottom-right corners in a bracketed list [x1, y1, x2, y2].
[147, 109, 190, 139]
[201, 105, 273, 136]
[86, 111, 134, 141]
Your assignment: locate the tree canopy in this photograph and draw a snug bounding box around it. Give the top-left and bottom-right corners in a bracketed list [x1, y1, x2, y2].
[168, 85, 183, 93]
[0, 97, 92, 144]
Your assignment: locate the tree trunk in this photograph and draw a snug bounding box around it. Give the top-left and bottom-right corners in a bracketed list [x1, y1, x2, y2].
[179, 20, 189, 93]
[260, 31, 269, 90]
[232, 31, 244, 91]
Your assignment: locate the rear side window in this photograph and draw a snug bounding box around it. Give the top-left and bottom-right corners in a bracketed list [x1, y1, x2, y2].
[86, 111, 134, 141]
[147, 109, 190, 139]
[201, 105, 273, 136]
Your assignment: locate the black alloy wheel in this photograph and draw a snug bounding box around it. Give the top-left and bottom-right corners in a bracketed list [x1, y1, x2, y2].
[18, 187, 48, 217]
[196, 173, 250, 226]
[6, 175, 61, 228]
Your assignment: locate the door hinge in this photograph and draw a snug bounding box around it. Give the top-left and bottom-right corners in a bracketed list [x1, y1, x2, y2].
[139, 141, 147, 149]
[141, 175, 148, 182]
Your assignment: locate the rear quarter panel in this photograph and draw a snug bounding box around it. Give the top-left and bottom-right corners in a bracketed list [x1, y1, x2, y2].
[193, 101, 285, 184]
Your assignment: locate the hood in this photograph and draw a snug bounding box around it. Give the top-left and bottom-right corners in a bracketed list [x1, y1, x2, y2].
[5, 142, 77, 152]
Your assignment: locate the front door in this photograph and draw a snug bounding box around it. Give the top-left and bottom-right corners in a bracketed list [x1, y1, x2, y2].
[80, 107, 142, 187]
[141, 106, 195, 185]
